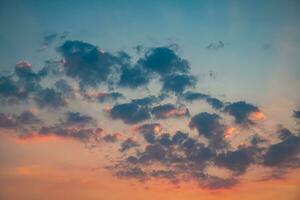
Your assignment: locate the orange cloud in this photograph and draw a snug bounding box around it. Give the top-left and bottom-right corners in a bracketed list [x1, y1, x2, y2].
[224, 127, 236, 138]
[249, 111, 267, 121]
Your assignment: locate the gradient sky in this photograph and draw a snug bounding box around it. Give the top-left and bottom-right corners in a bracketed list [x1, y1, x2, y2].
[0, 0, 300, 200]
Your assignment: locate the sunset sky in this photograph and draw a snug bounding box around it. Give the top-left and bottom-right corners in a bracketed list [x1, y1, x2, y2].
[0, 0, 300, 200]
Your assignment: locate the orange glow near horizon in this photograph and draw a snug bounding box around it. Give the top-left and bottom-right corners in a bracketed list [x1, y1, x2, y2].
[0, 132, 300, 200]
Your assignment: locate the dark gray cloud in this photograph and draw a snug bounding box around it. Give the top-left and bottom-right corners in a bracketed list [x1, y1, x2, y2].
[59, 40, 122, 89]
[215, 147, 257, 174]
[103, 133, 123, 143]
[161, 74, 197, 95]
[0, 75, 26, 102]
[206, 97, 224, 110]
[293, 110, 300, 119]
[63, 112, 94, 127]
[151, 104, 189, 119]
[110, 102, 151, 124]
[131, 95, 160, 106]
[0, 113, 18, 128]
[139, 47, 190, 76]
[120, 138, 140, 152]
[189, 112, 228, 149]
[118, 65, 151, 88]
[0, 111, 42, 130]
[34, 88, 68, 109]
[189, 112, 224, 138]
[182, 91, 208, 102]
[264, 134, 300, 167]
[54, 79, 74, 97]
[182, 91, 224, 110]
[224, 101, 259, 125]
[135, 123, 161, 144]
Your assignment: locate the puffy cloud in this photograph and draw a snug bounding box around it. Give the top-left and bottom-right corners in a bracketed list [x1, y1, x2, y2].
[0, 76, 26, 102]
[58, 40, 122, 88]
[161, 74, 197, 95]
[118, 65, 151, 88]
[206, 97, 224, 110]
[189, 112, 229, 149]
[151, 104, 189, 119]
[263, 134, 300, 167]
[139, 47, 190, 76]
[34, 88, 68, 109]
[110, 102, 151, 124]
[215, 147, 257, 174]
[224, 101, 259, 125]
[189, 112, 224, 138]
[135, 123, 162, 143]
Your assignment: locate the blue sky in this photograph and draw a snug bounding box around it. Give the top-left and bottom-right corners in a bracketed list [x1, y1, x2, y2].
[1, 0, 299, 127]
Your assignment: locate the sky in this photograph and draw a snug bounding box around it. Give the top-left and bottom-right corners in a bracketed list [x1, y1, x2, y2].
[0, 0, 300, 200]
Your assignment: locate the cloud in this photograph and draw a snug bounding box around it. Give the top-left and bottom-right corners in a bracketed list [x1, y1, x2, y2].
[182, 91, 224, 110]
[63, 112, 95, 127]
[42, 33, 58, 46]
[135, 123, 162, 143]
[182, 91, 208, 102]
[200, 175, 238, 189]
[0, 75, 26, 102]
[38, 126, 103, 142]
[0, 111, 42, 130]
[161, 74, 197, 95]
[118, 65, 151, 88]
[139, 47, 190, 76]
[224, 101, 259, 125]
[263, 134, 300, 167]
[103, 132, 123, 143]
[131, 95, 160, 106]
[189, 112, 229, 149]
[0, 61, 45, 103]
[151, 103, 189, 119]
[189, 112, 224, 138]
[97, 92, 124, 103]
[120, 138, 140, 152]
[215, 147, 257, 174]
[34, 88, 68, 109]
[206, 41, 226, 51]
[110, 102, 151, 124]
[54, 79, 74, 97]
[58, 40, 123, 88]
[293, 110, 300, 119]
